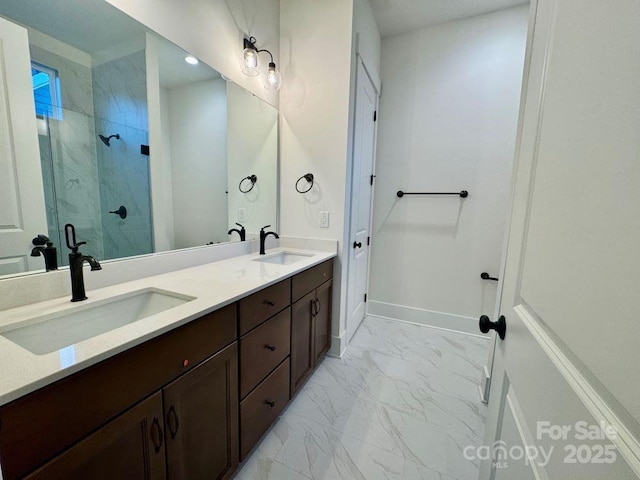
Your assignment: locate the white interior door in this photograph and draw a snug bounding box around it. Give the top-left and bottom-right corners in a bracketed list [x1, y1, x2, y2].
[0, 17, 47, 276]
[481, 0, 640, 478]
[346, 58, 378, 342]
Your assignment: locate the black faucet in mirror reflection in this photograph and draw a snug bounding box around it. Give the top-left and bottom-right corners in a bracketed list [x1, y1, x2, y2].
[228, 223, 246, 241]
[239, 174, 257, 193]
[65, 223, 101, 302]
[99, 133, 120, 146]
[259, 225, 279, 255]
[296, 173, 314, 193]
[31, 234, 58, 271]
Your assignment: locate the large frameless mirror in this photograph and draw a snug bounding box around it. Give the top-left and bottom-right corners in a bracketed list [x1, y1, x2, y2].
[0, 0, 278, 279]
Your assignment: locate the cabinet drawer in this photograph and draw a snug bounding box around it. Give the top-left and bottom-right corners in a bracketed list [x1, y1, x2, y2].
[239, 279, 291, 335]
[240, 308, 290, 398]
[240, 358, 290, 460]
[0, 304, 237, 480]
[292, 259, 333, 302]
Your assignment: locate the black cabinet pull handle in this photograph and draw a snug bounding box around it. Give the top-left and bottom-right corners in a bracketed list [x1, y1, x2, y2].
[150, 417, 163, 453]
[479, 315, 506, 340]
[265, 344, 276, 351]
[314, 299, 321, 316]
[265, 400, 276, 408]
[310, 299, 317, 317]
[353, 241, 362, 249]
[167, 406, 180, 439]
[263, 300, 276, 306]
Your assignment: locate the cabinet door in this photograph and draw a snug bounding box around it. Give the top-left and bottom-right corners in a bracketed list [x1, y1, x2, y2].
[313, 279, 333, 363]
[290, 290, 315, 396]
[163, 343, 238, 480]
[25, 392, 166, 480]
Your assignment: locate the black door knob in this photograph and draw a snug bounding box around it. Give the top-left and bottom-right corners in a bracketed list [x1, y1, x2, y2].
[353, 241, 362, 249]
[479, 315, 506, 340]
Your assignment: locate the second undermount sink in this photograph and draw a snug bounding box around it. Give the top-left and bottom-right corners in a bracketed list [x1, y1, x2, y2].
[254, 251, 314, 265]
[1, 288, 195, 355]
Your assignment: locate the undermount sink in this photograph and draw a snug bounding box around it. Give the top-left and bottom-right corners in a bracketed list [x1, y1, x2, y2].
[254, 251, 314, 265]
[1, 288, 195, 355]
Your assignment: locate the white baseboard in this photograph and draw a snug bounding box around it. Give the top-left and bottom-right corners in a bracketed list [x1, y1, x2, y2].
[328, 330, 347, 358]
[367, 300, 488, 338]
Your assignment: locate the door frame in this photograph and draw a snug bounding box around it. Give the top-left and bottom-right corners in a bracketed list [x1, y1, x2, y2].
[344, 52, 380, 344]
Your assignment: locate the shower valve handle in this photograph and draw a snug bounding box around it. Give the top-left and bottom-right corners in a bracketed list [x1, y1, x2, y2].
[109, 206, 128, 219]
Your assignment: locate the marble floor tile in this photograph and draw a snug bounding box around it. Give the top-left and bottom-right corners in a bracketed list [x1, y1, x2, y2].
[311, 355, 486, 438]
[257, 413, 456, 480]
[234, 316, 489, 480]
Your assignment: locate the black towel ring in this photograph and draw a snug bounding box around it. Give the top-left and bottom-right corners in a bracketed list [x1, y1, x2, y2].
[239, 174, 257, 193]
[296, 173, 314, 193]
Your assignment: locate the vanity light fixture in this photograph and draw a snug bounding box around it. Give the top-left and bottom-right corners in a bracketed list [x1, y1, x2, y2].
[184, 55, 199, 65]
[241, 36, 281, 90]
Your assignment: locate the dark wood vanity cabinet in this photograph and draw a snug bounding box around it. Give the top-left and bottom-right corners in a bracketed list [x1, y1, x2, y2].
[0, 305, 238, 480]
[163, 343, 239, 480]
[25, 392, 167, 480]
[291, 279, 333, 396]
[0, 258, 334, 479]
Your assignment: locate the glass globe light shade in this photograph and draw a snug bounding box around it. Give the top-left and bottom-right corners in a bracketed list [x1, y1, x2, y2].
[263, 62, 282, 91]
[242, 47, 260, 76]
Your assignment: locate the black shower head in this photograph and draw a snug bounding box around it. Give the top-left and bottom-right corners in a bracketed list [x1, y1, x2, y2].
[99, 134, 120, 146]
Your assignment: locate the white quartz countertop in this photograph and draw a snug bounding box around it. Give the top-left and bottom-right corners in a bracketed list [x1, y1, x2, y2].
[0, 247, 336, 407]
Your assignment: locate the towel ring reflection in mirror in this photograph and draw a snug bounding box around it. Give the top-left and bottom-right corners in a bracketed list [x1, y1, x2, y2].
[296, 173, 314, 193]
[239, 174, 257, 193]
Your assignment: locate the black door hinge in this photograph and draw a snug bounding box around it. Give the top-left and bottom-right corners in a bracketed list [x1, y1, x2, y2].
[364, 293, 368, 302]
[370, 174, 376, 186]
[367, 236, 370, 246]
[373, 111, 377, 122]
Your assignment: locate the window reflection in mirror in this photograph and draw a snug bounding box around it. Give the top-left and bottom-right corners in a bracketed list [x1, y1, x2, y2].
[0, 0, 278, 279]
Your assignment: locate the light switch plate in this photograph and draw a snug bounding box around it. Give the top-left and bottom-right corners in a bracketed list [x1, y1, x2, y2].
[319, 211, 329, 228]
[238, 207, 246, 222]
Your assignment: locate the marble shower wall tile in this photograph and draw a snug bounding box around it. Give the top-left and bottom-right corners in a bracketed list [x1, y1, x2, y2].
[92, 51, 152, 260]
[92, 51, 148, 131]
[47, 109, 104, 264]
[30, 46, 104, 263]
[95, 118, 152, 260]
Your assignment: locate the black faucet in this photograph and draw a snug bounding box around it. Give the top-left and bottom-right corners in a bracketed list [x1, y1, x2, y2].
[30, 234, 58, 271]
[65, 224, 102, 302]
[228, 223, 246, 241]
[259, 225, 279, 255]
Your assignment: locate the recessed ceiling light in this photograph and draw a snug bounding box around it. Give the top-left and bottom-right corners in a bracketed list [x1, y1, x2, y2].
[184, 55, 199, 65]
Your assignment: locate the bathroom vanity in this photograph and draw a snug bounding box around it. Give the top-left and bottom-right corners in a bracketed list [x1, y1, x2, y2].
[0, 249, 334, 479]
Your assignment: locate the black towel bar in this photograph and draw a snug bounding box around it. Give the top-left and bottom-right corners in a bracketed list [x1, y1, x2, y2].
[397, 190, 468, 198]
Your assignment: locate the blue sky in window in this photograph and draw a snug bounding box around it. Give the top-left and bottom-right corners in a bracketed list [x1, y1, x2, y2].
[32, 66, 55, 117]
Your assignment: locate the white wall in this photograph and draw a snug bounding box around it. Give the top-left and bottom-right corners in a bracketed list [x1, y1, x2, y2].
[353, 0, 381, 81]
[226, 81, 278, 236]
[279, 0, 380, 355]
[368, 6, 529, 333]
[164, 78, 228, 248]
[105, 0, 279, 108]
